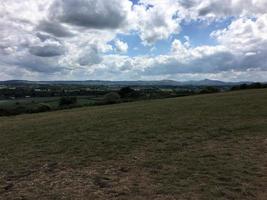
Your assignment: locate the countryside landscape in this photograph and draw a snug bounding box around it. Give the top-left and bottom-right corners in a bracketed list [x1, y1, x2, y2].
[1, 0, 267, 199]
[0, 87, 267, 199]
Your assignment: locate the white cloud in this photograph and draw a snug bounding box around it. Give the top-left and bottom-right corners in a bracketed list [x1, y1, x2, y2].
[211, 14, 267, 53]
[1, 0, 267, 81]
[77, 45, 102, 66]
[210, 14, 267, 71]
[171, 39, 189, 58]
[133, 0, 180, 45]
[114, 40, 128, 53]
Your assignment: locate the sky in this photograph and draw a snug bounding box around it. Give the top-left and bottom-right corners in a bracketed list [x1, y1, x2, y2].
[0, 0, 267, 81]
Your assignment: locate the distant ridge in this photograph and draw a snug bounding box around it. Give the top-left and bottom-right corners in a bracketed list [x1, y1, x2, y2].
[0, 79, 253, 86]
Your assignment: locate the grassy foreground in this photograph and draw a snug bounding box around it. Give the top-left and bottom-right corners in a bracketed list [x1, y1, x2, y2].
[0, 89, 266, 199]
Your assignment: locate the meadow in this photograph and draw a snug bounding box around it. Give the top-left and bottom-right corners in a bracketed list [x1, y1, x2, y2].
[0, 89, 266, 199]
[0, 96, 98, 116]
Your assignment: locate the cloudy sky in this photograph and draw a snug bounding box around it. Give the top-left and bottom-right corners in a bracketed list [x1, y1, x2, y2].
[0, 0, 267, 81]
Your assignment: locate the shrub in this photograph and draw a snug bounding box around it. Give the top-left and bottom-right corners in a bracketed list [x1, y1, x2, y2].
[59, 96, 77, 106]
[231, 82, 267, 91]
[0, 108, 10, 116]
[103, 92, 121, 104]
[36, 103, 52, 112]
[200, 86, 220, 94]
[119, 87, 136, 98]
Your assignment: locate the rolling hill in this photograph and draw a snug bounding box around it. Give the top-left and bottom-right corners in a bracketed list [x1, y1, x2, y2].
[0, 89, 266, 199]
[0, 79, 251, 86]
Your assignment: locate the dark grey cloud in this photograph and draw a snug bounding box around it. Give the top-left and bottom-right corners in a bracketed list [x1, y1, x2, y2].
[239, 50, 267, 71]
[36, 32, 59, 42]
[180, 0, 267, 18]
[49, 0, 130, 29]
[198, 1, 233, 17]
[37, 20, 74, 37]
[29, 45, 65, 57]
[0, 53, 65, 73]
[179, 0, 197, 8]
[0, 44, 13, 55]
[36, 32, 52, 42]
[15, 58, 63, 73]
[142, 50, 267, 75]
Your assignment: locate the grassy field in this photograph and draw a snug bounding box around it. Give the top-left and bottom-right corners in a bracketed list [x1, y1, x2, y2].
[0, 96, 98, 116]
[0, 96, 97, 109]
[0, 89, 266, 199]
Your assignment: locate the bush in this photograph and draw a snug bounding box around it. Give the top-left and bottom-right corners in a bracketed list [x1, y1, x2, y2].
[231, 83, 267, 91]
[119, 87, 137, 98]
[35, 103, 52, 112]
[0, 108, 11, 116]
[103, 92, 121, 104]
[200, 86, 220, 94]
[59, 96, 77, 106]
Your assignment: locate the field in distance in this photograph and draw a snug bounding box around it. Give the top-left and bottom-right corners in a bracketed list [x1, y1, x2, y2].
[0, 89, 266, 199]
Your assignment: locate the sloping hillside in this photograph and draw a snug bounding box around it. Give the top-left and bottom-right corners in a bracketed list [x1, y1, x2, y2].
[0, 89, 267, 199]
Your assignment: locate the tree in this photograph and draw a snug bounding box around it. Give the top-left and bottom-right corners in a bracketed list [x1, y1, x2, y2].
[59, 96, 77, 106]
[36, 103, 52, 112]
[119, 87, 138, 98]
[200, 86, 220, 94]
[103, 92, 121, 104]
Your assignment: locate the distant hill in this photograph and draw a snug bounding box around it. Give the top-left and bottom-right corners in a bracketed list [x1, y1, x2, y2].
[0, 79, 252, 86]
